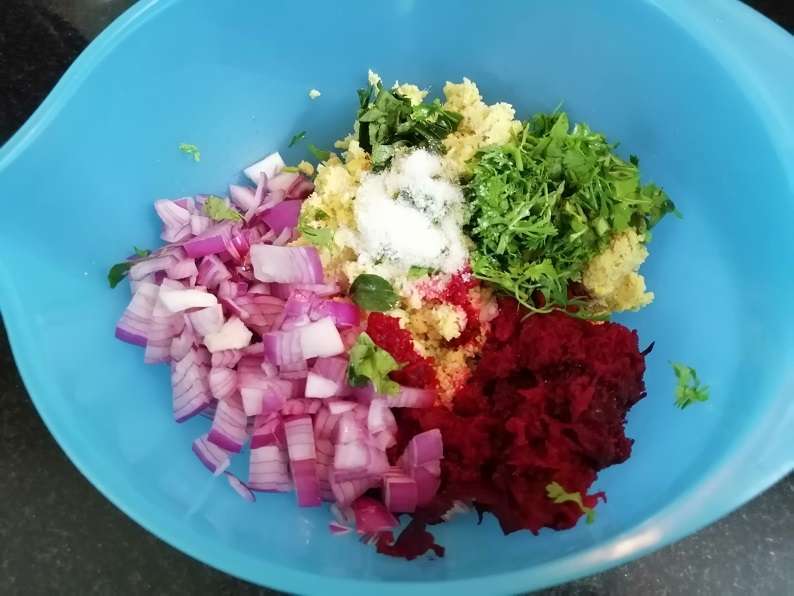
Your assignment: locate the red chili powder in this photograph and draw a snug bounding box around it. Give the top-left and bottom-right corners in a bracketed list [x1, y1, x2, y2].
[394, 298, 649, 539]
[439, 272, 481, 348]
[366, 312, 437, 389]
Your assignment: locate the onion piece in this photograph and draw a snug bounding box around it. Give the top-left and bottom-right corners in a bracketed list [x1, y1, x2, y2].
[261, 199, 302, 234]
[197, 255, 232, 290]
[250, 245, 324, 285]
[354, 383, 436, 408]
[171, 348, 211, 422]
[309, 299, 360, 327]
[367, 398, 397, 435]
[203, 317, 252, 353]
[244, 152, 284, 184]
[248, 444, 291, 492]
[229, 185, 258, 213]
[330, 474, 377, 507]
[188, 304, 224, 337]
[410, 465, 441, 507]
[129, 255, 178, 281]
[267, 172, 300, 194]
[383, 468, 418, 513]
[327, 400, 357, 415]
[207, 394, 247, 452]
[250, 413, 285, 449]
[299, 317, 344, 359]
[225, 472, 256, 503]
[192, 433, 230, 475]
[159, 287, 218, 313]
[208, 366, 236, 401]
[166, 258, 198, 280]
[115, 282, 159, 346]
[402, 429, 443, 467]
[305, 356, 348, 399]
[155, 199, 193, 243]
[238, 371, 292, 416]
[284, 416, 321, 507]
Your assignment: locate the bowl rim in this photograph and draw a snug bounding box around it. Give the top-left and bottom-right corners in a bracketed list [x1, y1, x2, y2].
[0, 0, 792, 593]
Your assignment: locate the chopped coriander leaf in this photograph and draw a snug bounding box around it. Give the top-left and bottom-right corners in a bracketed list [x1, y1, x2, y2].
[354, 81, 462, 170]
[178, 143, 201, 162]
[347, 333, 402, 395]
[546, 481, 597, 524]
[464, 111, 676, 311]
[289, 131, 307, 147]
[671, 362, 710, 409]
[204, 195, 243, 222]
[350, 274, 399, 312]
[297, 209, 333, 249]
[308, 144, 331, 161]
[107, 246, 151, 289]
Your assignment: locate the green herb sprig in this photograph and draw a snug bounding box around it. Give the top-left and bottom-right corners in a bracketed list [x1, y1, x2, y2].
[546, 481, 597, 524]
[347, 333, 402, 395]
[354, 82, 462, 169]
[178, 143, 201, 162]
[464, 112, 676, 311]
[671, 362, 710, 409]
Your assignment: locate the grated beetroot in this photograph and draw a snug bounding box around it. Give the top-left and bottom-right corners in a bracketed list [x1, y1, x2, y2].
[394, 298, 648, 538]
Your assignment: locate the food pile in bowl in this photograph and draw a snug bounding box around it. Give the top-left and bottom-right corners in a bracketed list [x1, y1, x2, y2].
[110, 72, 704, 559]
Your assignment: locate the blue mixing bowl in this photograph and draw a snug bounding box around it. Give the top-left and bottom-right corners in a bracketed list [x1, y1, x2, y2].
[1, 0, 792, 593]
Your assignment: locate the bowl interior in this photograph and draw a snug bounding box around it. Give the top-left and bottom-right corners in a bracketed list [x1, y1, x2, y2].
[1, 0, 792, 593]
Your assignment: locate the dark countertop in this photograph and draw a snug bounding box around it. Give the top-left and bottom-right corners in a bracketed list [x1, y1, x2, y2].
[0, 1, 792, 594]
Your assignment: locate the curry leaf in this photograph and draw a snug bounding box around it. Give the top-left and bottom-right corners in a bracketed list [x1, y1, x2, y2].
[350, 274, 399, 312]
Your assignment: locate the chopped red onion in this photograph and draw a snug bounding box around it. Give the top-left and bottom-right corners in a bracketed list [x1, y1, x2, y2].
[166, 257, 198, 280]
[267, 171, 300, 194]
[229, 184, 258, 213]
[188, 304, 224, 337]
[402, 429, 443, 467]
[190, 214, 212, 236]
[171, 348, 211, 422]
[250, 413, 285, 449]
[208, 366, 237, 401]
[284, 416, 322, 507]
[244, 152, 285, 184]
[309, 299, 360, 327]
[197, 255, 232, 290]
[383, 468, 418, 513]
[261, 199, 302, 234]
[159, 287, 217, 313]
[250, 245, 324, 285]
[225, 472, 256, 502]
[115, 282, 158, 346]
[208, 395, 247, 452]
[305, 356, 348, 398]
[203, 317, 253, 353]
[192, 433, 230, 475]
[238, 371, 292, 416]
[327, 400, 357, 415]
[248, 444, 291, 492]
